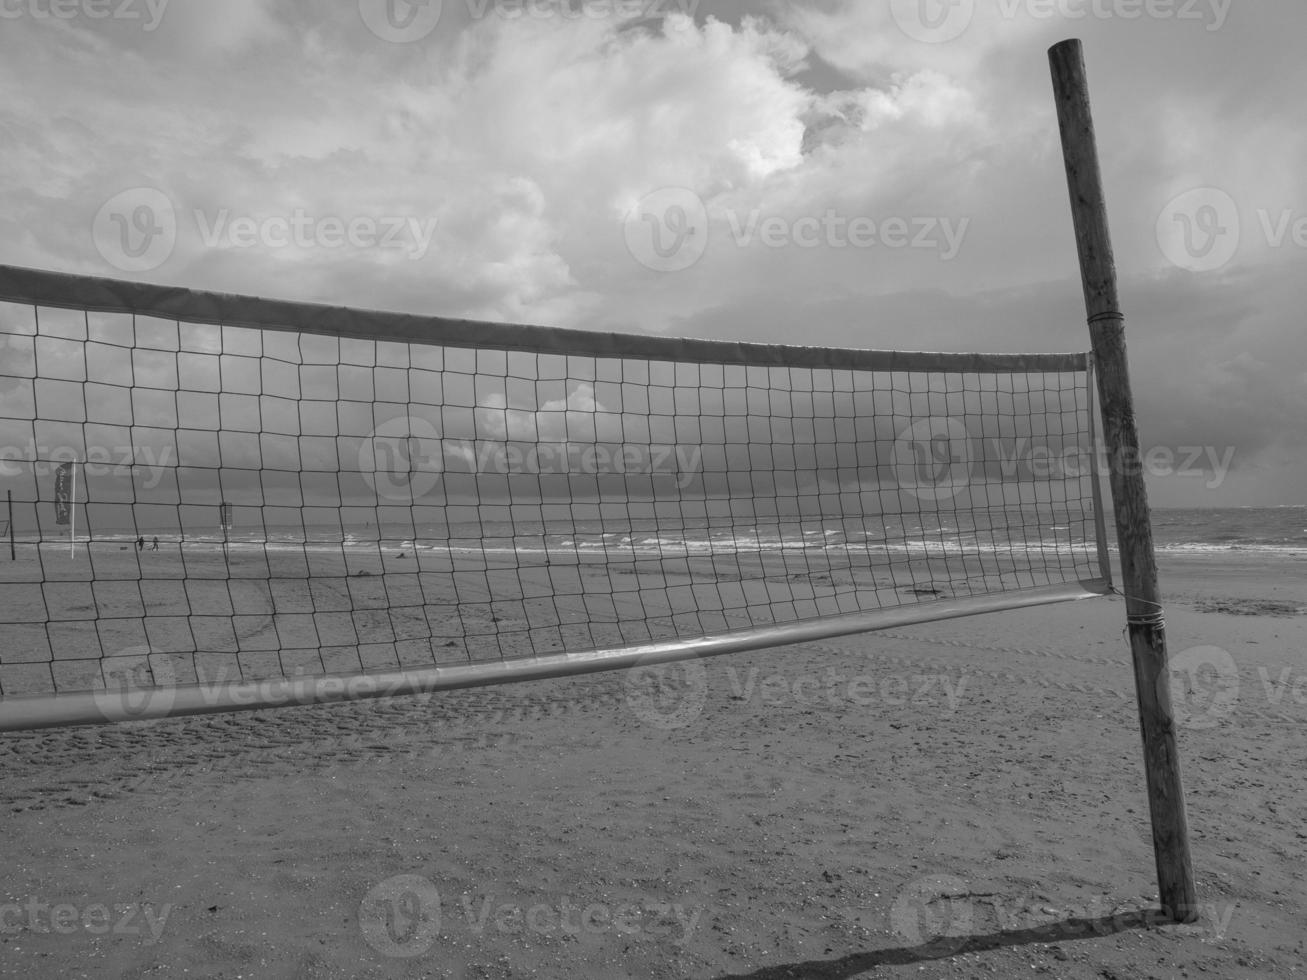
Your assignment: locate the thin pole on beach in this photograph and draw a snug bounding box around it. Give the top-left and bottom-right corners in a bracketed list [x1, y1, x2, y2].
[69, 458, 78, 559]
[7, 489, 13, 560]
[1049, 38, 1198, 923]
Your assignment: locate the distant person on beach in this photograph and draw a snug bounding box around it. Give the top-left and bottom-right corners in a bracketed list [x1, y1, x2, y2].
[136, 535, 145, 551]
[151, 536, 159, 551]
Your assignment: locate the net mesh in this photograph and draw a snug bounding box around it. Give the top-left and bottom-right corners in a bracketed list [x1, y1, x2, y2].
[0, 267, 1109, 700]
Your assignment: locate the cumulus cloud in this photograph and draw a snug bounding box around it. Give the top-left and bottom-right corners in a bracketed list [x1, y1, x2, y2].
[470, 382, 621, 443]
[2, 2, 1306, 502]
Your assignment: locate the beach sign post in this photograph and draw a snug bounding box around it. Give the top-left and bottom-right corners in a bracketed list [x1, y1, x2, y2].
[70, 458, 78, 558]
[220, 500, 232, 561]
[54, 459, 79, 558]
[1049, 38, 1198, 923]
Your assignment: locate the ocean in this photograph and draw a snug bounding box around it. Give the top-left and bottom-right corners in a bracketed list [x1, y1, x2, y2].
[1150, 506, 1307, 555]
[18, 506, 1306, 559]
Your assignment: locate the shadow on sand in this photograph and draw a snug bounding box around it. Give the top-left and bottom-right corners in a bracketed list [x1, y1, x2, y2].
[710, 909, 1166, 979]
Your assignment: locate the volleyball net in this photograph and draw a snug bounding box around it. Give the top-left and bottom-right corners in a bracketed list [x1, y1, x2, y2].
[0, 264, 1111, 729]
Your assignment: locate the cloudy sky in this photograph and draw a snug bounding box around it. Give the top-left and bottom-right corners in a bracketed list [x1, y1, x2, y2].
[0, 0, 1303, 506]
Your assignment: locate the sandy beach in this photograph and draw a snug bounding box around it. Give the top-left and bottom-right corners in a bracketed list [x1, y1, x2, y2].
[0, 549, 1304, 979]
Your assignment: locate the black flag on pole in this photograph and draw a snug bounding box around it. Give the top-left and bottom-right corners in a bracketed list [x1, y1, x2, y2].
[54, 462, 73, 525]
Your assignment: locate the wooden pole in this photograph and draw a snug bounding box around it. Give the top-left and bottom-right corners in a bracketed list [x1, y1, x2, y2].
[7, 489, 13, 560]
[1049, 38, 1197, 923]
